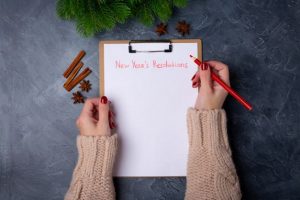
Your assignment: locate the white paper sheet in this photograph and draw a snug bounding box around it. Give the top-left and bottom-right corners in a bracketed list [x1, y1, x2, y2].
[102, 42, 199, 177]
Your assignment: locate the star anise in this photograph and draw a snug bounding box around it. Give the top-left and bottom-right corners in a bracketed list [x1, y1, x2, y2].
[176, 20, 190, 36]
[72, 91, 85, 104]
[79, 80, 92, 92]
[155, 23, 168, 36]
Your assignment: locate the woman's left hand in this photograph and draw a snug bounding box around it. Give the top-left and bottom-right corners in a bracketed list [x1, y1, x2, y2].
[76, 96, 116, 136]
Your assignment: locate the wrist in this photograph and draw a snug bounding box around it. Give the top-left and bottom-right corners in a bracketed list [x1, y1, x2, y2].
[194, 95, 226, 110]
[79, 125, 111, 137]
[194, 102, 223, 110]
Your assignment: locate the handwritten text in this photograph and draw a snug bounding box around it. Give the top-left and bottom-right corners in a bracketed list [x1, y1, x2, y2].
[115, 60, 188, 69]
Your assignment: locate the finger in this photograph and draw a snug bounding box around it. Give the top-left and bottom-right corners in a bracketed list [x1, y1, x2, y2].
[108, 111, 114, 129]
[81, 98, 100, 117]
[191, 71, 201, 88]
[192, 80, 200, 88]
[199, 63, 212, 91]
[109, 110, 117, 129]
[109, 110, 115, 117]
[98, 96, 110, 125]
[76, 98, 99, 130]
[111, 121, 117, 129]
[206, 60, 230, 85]
[91, 105, 99, 121]
[109, 117, 116, 129]
[191, 71, 200, 82]
[191, 71, 200, 81]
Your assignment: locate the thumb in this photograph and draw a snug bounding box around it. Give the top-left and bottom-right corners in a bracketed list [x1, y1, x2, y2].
[98, 96, 110, 131]
[199, 63, 212, 91]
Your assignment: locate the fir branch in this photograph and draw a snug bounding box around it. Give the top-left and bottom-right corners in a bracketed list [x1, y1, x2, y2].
[111, 1, 131, 23]
[97, 0, 107, 4]
[150, 0, 172, 22]
[56, 0, 77, 19]
[137, 4, 155, 26]
[56, 0, 187, 37]
[173, 0, 187, 7]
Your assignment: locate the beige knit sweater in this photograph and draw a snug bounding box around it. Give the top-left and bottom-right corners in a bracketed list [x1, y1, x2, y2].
[65, 108, 241, 200]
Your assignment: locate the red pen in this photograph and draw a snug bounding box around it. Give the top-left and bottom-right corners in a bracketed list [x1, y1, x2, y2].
[190, 55, 253, 111]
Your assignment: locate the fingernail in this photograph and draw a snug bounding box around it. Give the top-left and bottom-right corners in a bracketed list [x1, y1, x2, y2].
[111, 121, 116, 128]
[109, 111, 115, 117]
[191, 74, 196, 81]
[109, 121, 116, 129]
[200, 63, 204, 70]
[92, 106, 97, 114]
[109, 111, 115, 118]
[192, 82, 197, 87]
[204, 63, 209, 70]
[100, 96, 108, 104]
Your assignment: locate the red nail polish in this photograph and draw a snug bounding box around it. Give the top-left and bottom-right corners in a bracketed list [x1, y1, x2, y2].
[92, 106, 97, 114]
[204, 63, 209, 70]
[109, 111, 115, 117]
[109, 111, 115, 120]
[111, 121, 116, 128]
[109, 121, 116, 129]
[192, 82, 197, 87]
[191, 74, 196, 80]
[100, 96, 108, 104]
[201, 63, 204, 70]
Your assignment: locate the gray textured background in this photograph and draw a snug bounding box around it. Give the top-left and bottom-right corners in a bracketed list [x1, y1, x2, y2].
[1, 0, 300, 199]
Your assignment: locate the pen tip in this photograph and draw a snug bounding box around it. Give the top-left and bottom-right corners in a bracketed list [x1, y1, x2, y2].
[189, 55, 193, 58]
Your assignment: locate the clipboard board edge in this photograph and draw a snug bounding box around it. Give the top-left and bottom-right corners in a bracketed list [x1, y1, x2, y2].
[99, 42, 105, 96]
[99, 39, 201, 45]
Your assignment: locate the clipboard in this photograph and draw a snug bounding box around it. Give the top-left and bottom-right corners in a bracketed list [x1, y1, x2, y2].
[99, 39, 202, 177]
[99, 39, 202, 97]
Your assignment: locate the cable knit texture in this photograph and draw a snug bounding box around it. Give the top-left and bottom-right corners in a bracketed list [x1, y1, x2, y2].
[64, 134, 118, 200]
[65, 108, 241, 200]
[185, 108, 241, 200]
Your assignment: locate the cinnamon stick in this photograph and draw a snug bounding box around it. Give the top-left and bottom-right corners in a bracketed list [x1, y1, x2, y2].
[63, 50, 86, 78]
[64, 68, 92, 92]
[64, 62, 83, 87]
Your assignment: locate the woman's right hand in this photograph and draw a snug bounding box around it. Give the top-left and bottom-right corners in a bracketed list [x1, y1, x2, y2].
[191, 60, 230, 110]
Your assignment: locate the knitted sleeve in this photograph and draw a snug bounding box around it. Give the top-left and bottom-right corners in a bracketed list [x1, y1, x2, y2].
[64, 134, 118, 200]
[185, 108, 241, 200]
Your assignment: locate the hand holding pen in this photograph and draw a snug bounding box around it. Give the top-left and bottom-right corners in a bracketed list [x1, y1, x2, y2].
[190, 57, 253, 111]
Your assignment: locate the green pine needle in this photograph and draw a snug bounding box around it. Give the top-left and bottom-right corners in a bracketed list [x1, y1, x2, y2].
[111, 2, 131, 23]
[56, 0, 77, 19]
[150, 0, 172, 22]
[56, 0, 187, 37]
[173, 0, 187, 7]
[138, 4, 155, 26]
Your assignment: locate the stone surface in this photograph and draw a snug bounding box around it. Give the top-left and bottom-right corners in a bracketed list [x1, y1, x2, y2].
[0, 0, 300, 199]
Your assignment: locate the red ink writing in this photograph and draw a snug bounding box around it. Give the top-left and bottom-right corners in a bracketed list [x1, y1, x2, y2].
[132, 60, 149, 68]
[114, 60, 189, 70]
[152, 60, 188, 68]
[115, 60, 129, 68]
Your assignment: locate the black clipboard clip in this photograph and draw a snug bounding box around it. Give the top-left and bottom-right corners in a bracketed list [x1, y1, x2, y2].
[129, 40, 173, 53]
